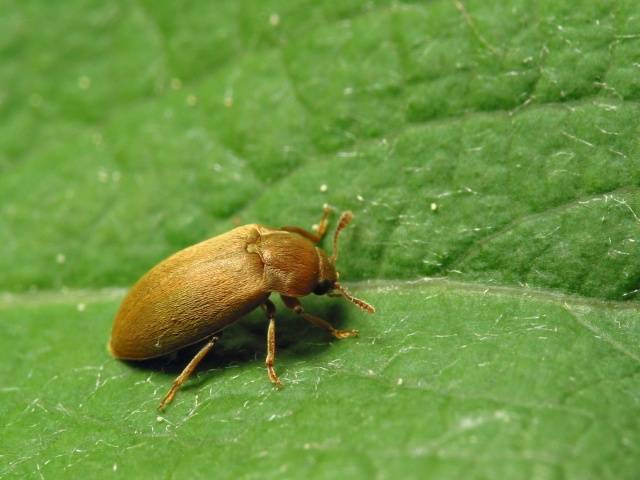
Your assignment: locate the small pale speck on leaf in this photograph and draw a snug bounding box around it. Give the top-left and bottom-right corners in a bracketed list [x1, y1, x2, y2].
[494, 410, 510, 421]
[170, 78, 182, 90]
[319, 183, 328, 193]
[76, 303, 86, 312]
[186, 94, 198, 106]
[357, 194, 364, 202]
[224, 95, 233, 108]
[430, 202, 438, 212]
[56, 253, 66, 265]
[397, 378, 403, 386]
[78, 75, 91, 90]
[269, 13, 280, 26]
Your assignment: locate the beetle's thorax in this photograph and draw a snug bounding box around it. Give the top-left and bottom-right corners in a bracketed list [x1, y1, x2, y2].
[252, 228, 332, 297]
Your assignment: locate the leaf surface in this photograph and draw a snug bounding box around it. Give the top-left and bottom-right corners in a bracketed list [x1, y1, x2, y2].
[1, 0, 639, 478]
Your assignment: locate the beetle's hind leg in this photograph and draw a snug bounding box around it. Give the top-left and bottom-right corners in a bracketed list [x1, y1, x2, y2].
[262, 299, 283, 388]
[281, 204, 332, 244]
[158, 334, 221, 411]
[280, 295, 358, 339]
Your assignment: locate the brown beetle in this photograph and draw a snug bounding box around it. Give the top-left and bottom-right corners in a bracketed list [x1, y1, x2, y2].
[108, 207, 374, 410]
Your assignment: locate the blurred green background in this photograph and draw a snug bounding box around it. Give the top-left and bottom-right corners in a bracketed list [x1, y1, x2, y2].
[1, 0, 639, 478]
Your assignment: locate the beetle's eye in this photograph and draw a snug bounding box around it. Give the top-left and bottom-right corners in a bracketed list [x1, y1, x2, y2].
[313, 280, 333, 295]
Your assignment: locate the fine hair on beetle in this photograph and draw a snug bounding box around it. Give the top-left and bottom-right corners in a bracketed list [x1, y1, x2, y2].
[108, 206, 375, 410]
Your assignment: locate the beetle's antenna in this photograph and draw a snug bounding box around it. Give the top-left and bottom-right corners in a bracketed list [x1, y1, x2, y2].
[330, 211, 375, 313]
[331, 211, 353, 262]
[334, 282, 376, 313]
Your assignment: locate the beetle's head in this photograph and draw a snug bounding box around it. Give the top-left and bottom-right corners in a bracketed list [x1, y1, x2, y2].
[313, 211, 375, 314]
[314, 249, 337, 295]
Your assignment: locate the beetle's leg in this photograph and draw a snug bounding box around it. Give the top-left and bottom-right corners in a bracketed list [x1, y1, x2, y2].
[158, 334, 221, 411]
[312, 204, 332, 238]
[280, 295, 358, 339]
[262, 299, 283, 388]
[281, 204, 332, 244]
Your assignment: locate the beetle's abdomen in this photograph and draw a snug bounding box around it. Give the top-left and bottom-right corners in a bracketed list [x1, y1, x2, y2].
[109, 225, 267, 359]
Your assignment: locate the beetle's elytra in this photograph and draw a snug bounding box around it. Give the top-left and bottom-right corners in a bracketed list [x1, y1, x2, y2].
[108, 207, 374, 410]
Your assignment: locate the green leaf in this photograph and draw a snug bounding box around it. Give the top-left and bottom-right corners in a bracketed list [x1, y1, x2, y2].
[1, 0, 639, 478]
[2, 283, 639, 478]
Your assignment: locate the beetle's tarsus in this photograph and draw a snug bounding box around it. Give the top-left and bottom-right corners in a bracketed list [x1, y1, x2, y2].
[158, 387, 178, 411]
[332, 328, 359, 339]
[267, 367, 283, 388]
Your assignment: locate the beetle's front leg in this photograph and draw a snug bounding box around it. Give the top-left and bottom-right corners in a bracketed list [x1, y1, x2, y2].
[262, 299, 283, 388]
[312, 203, 332, 238]
[280, 295, 358, 339]
[280, 204, 332, 244]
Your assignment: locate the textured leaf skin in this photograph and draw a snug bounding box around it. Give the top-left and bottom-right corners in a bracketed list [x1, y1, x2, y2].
[1, 283, 639, 479]
[1, 0, 639, 478]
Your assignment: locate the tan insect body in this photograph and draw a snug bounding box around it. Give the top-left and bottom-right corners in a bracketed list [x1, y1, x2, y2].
[108, 208, 374, 410]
